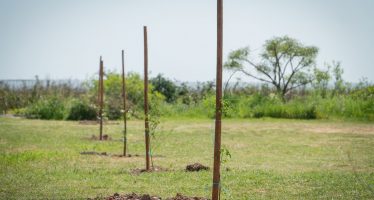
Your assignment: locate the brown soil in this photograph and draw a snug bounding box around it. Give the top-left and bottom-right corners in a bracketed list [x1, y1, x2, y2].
[110, 154, 164, 158]
[111, 154, 141, 158]
[80, 151, 108, 156]
[88, 193, 160, 200]
[88, 193, 209, 200]
[167, 193, 209, 200]
[130, 166, 169, 175]
[185, 163, 209, 172]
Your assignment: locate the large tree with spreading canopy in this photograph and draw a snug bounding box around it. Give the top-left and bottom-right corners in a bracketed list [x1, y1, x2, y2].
[224, 36, 319, 100]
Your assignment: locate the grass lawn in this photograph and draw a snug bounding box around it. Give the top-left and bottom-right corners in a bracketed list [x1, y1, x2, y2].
[0, 117, 373, 199]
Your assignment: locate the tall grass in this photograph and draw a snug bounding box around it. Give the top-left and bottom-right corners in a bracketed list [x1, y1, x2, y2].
[161, 93, 373, 121]
[3, 74, 373, 121]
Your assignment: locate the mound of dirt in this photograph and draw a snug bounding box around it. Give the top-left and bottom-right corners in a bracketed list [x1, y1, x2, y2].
[166, 193, 209, 200]
[89, 193, 209, 200]
[88, 192, 160, 200]
[185, 163, 209, 172]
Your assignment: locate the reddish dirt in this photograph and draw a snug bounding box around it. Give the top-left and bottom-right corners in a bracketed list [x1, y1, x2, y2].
[185, 163, 209, 172]
[88, 193, 209, 200]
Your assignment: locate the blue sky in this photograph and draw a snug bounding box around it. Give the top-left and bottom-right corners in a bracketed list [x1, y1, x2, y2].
[1, 0, 373, 82]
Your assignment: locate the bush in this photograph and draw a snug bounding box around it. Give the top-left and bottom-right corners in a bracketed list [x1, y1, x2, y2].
[24, 97, 65, 120]
[251, 100, 317, 119]
[66, 99, 97, 120]
[316, 95, 374, 120]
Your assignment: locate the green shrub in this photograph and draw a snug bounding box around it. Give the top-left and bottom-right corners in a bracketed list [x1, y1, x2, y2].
[316, 95, 374, 120]
[246, 96, 317, 119]
[104, 104, 121, 120]
[66, 99, 97, 120]
[202, 95, 215, 118]
[24, 97, 65, 120]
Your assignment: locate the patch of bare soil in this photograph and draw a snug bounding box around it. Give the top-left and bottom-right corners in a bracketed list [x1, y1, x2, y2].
[111, 154, 141, 158]
[80, 151, 108, 156]
[186, 163, 209, 172]
[130, 166, 169, 175]
[88, 193, 160, 200]
[110, 154, 165, 158]
[88, 193, 209, 200]
[167, 193, 209, 200]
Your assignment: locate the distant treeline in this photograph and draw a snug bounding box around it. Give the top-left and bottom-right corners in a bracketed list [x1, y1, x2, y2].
[0, 78, 84, 89]
[0, 72, 373, 121]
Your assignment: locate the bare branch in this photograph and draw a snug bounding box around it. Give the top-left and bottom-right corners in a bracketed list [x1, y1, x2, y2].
[240, 69, 273, 84]
[286, 80, 312, 93]
[243, 59, 275, 83]
[294, 57, 306, 71]
[223, 69, 239, 95]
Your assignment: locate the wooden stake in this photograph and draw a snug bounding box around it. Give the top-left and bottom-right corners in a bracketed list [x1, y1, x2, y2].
[143, 26, 150, 170]
[212, 0, 223, 199]
[97, 57, 102, 119]
[121, 50, 127, 156]
[99, 58, 104, 141]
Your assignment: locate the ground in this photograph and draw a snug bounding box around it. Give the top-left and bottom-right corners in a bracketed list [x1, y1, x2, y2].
[0, 117, 373, 199]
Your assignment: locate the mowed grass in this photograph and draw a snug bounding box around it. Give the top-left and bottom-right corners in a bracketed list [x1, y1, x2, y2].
[0, 117, 373, 199]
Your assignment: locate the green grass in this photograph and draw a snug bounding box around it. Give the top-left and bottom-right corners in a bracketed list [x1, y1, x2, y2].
[0, 117, 373, 199]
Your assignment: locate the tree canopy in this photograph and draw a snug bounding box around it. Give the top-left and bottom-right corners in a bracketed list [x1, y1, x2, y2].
[224, 36, 319, 100]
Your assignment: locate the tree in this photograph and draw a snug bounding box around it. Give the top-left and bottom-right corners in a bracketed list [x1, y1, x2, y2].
[313, 65, 331, 98]
[224, 36, 319, 101]
[150, 74, 177, 103]
[330, 61, 345, 95]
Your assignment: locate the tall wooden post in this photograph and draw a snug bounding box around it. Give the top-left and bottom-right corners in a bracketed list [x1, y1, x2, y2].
[99, 57, 104, 141]
[212, 0, 223, 199]
[121, 50, 127, 156]
[97, 57, 102, 117]
[143, 26, 150, 170]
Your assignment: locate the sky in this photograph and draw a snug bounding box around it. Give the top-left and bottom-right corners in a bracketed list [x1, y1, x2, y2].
[0, 0, 373, 83]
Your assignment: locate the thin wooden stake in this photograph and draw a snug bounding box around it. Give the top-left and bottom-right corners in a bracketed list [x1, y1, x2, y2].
[97, 57, 102, 118]
[121, 50, 127, 156]
[99, 58, 104, 141]
[212, 0, 223, 199]
[143, 26, 150, 170]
